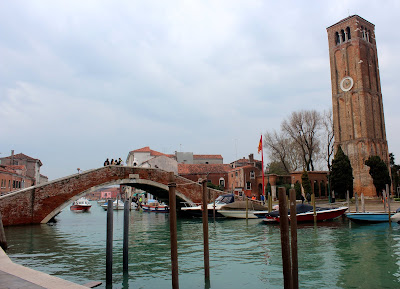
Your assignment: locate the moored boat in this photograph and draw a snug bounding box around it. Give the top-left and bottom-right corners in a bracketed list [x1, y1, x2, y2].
[101, 199, 136, 210]
[218, 200, 268, 219]
[141, 200, 168, 213]
[256, 204, 348, 223]
[70, 197, 92, 212]
[346, 212, 394, 223]
[180, 194, 235, 218]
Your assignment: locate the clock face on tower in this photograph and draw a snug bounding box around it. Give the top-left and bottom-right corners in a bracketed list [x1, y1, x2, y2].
[340, 76, 354, 92]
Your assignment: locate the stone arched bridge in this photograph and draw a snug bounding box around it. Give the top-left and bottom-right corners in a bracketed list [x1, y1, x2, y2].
[0, 166, 223, 226]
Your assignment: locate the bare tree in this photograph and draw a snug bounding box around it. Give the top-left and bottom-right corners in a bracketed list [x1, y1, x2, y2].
[281, 110, 321, 171]
[264, 130, 301, 173]
[321, 109, 335, 172]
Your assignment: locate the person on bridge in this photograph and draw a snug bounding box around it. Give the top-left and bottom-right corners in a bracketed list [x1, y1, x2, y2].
[104, 158, 110, 166]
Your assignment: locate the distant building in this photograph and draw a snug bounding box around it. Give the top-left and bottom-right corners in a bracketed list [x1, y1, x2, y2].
[227, 165, 262, 198]
[126, 147, 223, 167]
[230, 154, 262, 170]
[126, 146, 174, 167]
[0, 150, 48, 195]
[141, 155, 178, 174]
[176, 152, 223, 164]
[178, 163, 231, 189]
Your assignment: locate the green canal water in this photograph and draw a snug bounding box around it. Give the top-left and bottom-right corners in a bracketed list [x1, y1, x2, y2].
[4, 202, 400, 288]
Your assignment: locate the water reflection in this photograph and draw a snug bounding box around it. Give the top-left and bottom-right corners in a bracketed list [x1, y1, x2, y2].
[4, 203, 400, 288]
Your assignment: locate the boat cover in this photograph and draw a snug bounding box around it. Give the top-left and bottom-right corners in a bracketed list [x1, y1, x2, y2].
[221, 200, 268, 211]
[267, 204, 316, 217]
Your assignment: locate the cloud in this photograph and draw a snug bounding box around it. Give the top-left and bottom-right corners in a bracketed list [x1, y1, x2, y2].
[1, 0, 399, 179]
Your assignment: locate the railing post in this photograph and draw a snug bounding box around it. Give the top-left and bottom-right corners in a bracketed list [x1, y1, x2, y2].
[168, 172, 179, 289]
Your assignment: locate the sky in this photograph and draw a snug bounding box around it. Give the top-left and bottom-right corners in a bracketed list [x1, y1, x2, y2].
[1, 1, 399, 180]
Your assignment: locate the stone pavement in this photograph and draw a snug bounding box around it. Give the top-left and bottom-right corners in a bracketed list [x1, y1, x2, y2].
[0, 247, 90, 289]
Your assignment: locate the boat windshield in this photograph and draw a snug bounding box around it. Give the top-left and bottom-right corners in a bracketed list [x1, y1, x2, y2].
[214, 194, 234, 205]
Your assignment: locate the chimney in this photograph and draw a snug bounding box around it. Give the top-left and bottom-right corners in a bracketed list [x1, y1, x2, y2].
[249, 154, 254, 163]
[11, 150, 14, 165]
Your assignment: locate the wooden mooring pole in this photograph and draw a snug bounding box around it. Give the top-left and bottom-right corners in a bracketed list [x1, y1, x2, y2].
[361, 193, 365, 213]
[202, 180, 210, 282]
[387, 184, 392, 225]
[106, 200, 113, 286]
[123, 200, 130, 273]
[289, 189, 298, 289]
[168, 172, 179, 289]
[0, 211, 7, 251]
[312, 193, 316, 224]
[278, 187, 292, 289]
[355, 193, 359, 213]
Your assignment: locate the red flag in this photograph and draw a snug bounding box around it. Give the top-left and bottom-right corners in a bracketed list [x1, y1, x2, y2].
[258, 135, 262, 153]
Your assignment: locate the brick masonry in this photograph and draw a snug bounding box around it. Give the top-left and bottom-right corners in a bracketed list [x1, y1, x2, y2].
[327, 15, 390, 197]
[0, 166, 222, 226]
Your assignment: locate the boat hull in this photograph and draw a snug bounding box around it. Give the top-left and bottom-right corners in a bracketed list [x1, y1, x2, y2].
[263, 207, 348, 223]
[391, 212, 400, 223]
[217, 210, 259, 219]
[346, 212, 394, 223]
[142, 205, 169, 213]
[70, 205, 91, 212]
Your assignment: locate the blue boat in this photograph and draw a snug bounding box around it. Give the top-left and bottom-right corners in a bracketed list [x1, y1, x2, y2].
[346, 212, 394, 223]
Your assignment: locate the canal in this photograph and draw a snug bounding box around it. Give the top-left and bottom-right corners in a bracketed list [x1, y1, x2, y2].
[4, 202, 400, 288]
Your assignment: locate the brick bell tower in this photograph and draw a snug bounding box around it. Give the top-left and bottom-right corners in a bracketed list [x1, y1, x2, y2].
[326, 15, 390, 197]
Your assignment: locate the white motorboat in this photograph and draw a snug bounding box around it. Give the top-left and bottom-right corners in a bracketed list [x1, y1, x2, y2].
[70, 197, 92, 212]
[218, 200, 268, 219]
[180, 194, 235, 218]
[101, 199, 136, 210]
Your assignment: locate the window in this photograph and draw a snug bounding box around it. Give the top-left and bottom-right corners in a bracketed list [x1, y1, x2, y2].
[235, 172, 238, 176]
[246, 182, 251, 190]
[219, 178, 225, 187]
[346, 27, 351, 40]
[340, 29, 345, 43]
[335, 32, 340, 45]
[250, 171, 255, 179]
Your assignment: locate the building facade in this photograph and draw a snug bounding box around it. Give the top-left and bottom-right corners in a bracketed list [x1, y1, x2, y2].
[0, 151, 47, 195]
[327, 15, 390, 197]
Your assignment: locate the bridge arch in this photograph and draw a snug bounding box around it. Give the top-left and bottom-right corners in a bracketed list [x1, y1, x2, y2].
[0, 166, 221, 226]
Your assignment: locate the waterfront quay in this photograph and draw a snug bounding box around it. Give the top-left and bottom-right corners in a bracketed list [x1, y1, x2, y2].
[3, 198, 400, 289]
[0, 247, 91, 288]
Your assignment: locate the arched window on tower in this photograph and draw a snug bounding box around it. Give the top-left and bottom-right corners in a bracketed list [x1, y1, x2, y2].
[340, 29, 345, 43]
[367, 29, 371, 42]
[346, 27, 351, 40]
[335, 32, 340, 45]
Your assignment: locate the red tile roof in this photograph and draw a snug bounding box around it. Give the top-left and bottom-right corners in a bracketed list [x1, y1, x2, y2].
[131, 147, 174, 158]
[193, 154, 223, 160]
[3, 153, 39, 161]
[178, 164, 231, 175]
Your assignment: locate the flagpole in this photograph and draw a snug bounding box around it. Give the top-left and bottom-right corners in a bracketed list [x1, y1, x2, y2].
[261, 136, 265, 202]
[258, 135, 265, 203]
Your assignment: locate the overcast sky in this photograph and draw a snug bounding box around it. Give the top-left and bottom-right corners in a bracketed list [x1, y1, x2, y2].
[1, 1, 399, 180]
